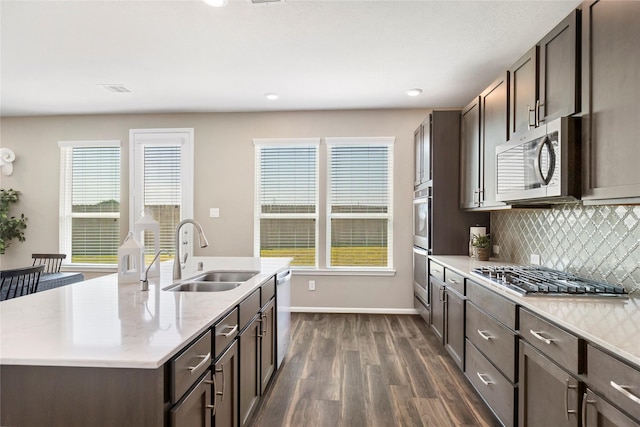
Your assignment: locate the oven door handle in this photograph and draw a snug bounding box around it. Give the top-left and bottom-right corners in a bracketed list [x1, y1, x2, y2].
[533, 136, 555, 186]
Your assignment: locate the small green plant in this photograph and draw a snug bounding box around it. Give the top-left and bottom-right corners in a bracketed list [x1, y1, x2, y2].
[471, 234, 491, 249]
[0, 188, 28, 254]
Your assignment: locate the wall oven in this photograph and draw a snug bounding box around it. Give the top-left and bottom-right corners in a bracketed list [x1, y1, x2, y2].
[413, 185, 432, 251]
[496, 116, 580, 203]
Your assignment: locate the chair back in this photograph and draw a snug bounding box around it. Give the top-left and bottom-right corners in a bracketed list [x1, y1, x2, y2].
[32, 253, 66, 273]
[1, 265, 45, 301]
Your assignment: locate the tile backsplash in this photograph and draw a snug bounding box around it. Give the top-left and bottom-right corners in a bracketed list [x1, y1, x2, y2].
[491, 204, 640, 293]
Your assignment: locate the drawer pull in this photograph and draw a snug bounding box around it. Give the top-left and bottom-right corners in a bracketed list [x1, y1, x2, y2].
[529, 329, 554, 345]
[447, 279, 459, 285]
[582, 393, 596, 427]
[476, 329, 494, 341]
[610, 381, 640, 405]
[564, 379, 578, 420]
[188, 352, 211, 374]
[476, 372, 495, 386]
[218, 324, 238, 338]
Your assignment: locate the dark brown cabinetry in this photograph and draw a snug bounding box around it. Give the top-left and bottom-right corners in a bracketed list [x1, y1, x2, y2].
[239, 314, 261, 427]
[460, 98, 482, 209]
[213, 342, 239, 427]
[581, 0, 640, 203]
[509, 46, 539, 138]
[582, 388, 639, 427]
[414, 117, 431, 187]
[260, 298, 276, 394]
[171, 371, 213, 427]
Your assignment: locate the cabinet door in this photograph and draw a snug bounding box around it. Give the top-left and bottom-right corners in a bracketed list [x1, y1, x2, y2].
[260, 298, 276, 394]
[414, 125, 423, 187]
[422, 116, 432, 183]
[519, 341, 580, 427]
[509, 46, 539, 139]
[539, 9, 580, 122]
[213, 342, 238, 427]
[460, 97, 482, 209]
[480, 73, 509, 208]
[171, 372, 213, 427]
[582, 0, 640, 203]
[582, 388, 639, 427]
[430, 277, 445, 343]
[443, 287, 465, 370]
[239, 315, 260, 427]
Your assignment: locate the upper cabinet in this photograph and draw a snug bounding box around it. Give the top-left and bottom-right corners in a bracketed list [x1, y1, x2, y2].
[460, 73, 510, 210]
[581, 0, 640, 204]
[414, 116, 431, 187]
[509, 10, 580, 140]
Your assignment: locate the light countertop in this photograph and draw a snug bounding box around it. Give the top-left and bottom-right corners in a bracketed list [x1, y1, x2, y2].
[431, 255, 640, 369]
[0, 257, 291, 369]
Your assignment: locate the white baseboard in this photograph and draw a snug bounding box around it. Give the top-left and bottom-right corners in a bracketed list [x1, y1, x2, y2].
[291, 306, 419, 315]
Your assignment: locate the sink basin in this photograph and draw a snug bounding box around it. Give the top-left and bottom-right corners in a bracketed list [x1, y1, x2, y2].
[165, 281, 242, 292]
[190, 271, 259, 282]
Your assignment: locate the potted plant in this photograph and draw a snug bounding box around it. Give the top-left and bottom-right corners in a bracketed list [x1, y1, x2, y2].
[471, 234, 491, 261]
[0, 188, 28, 254]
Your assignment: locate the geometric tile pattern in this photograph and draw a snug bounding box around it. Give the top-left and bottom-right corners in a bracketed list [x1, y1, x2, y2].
[491, 204, 640, 293]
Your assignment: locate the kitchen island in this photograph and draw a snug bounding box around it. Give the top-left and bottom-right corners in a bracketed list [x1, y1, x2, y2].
[0, 257, 291, 427]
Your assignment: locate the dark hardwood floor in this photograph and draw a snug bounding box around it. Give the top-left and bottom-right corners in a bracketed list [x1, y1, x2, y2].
[250, 313, 500, 427]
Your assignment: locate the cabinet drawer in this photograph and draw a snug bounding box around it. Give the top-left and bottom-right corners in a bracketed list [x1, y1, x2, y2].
[519, 308, 582, 374]
[239, 289, 260, 331]
[466, 302, 517, 382]
[261, 277, 275, 307]
[171, 330, 212, 403]
[429, 260, 444, 282]
[170, 370, 212, 427]
[444, 269, 464, 295]
[465, 340, 516, 427]
[213, 307, 238, 360]
[587, 344, 640, 421]
[583, 388, 639, 427]
[466, 280, 517, 330]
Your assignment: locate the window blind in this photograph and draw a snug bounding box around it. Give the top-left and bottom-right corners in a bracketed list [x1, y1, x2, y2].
[59, 143, 121, 265]
[256, 143, 318, 267]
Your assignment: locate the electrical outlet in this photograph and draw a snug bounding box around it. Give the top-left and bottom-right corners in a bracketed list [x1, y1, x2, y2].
[308, 280, 316, 291]
[493, 245, 500, 256]
[530, 254, 541, 265]
[209, 208, 220, 218]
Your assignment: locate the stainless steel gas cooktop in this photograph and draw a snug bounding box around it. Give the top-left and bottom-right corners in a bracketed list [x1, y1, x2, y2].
[472, 265, 628, 297]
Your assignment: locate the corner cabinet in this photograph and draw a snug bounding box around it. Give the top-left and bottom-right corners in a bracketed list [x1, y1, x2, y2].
[581, 0, 640, 204]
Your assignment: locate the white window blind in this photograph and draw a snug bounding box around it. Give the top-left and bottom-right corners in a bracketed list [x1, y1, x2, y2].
[326, 137, 394, 268]
[59, 141, 121, 265]
[254, 139, 319, 267]
[130, 129, 193, 260]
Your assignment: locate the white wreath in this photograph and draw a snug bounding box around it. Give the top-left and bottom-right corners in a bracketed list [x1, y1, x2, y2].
[0, 148, 16, 176]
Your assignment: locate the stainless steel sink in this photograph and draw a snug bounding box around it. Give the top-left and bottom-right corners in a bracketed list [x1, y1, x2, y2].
[163, 270, 259, 292]
[165, 281, 242, 292]
[189, 271, 259, 282]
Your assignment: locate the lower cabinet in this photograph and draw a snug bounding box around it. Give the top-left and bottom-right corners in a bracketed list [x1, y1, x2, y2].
[430, 276, 445, 341]
[213, 341, 239, 427]
[443, 287, 465, 370]
[260, 298, 276, 394]
[239, 314, 261, 427]
[582, 388, 639, 427]
[518, 340, 580, 427]
[171, 371, 213, 427]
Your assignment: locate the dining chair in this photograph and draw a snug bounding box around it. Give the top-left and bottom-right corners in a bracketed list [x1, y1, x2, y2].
[0, 265, 45, 301]
[32, 253, 66, 273]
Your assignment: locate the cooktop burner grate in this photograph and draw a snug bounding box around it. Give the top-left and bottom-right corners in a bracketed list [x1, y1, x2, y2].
[471, 265, 627, 297]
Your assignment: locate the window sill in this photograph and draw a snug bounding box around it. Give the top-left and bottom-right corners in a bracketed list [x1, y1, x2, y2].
[292, 268, 396, 277]
[61, 264, 117, 274]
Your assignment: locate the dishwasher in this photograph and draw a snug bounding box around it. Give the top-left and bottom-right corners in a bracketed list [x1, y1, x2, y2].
[276, 269, 292, 368]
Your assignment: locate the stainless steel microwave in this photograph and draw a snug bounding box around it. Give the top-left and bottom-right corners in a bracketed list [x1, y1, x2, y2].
[495, 117, 580, 203]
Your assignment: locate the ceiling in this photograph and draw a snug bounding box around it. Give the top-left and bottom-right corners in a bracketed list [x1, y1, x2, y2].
[1, 0, 581, 117]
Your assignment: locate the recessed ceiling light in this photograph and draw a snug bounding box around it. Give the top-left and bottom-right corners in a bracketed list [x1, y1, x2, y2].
[265, 93, 279, 100]
[406, 88, 423, 97]
[203, 0, 228, 7]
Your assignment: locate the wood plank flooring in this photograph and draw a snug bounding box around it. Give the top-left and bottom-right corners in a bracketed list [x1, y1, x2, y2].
[249, 313, 500, 427]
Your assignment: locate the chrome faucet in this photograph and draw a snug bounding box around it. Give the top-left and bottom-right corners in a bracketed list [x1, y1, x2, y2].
[173, 219, 209, 280]
[141, 250, 169, 291]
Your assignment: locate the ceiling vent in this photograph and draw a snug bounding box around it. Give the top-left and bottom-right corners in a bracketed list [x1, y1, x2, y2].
[250, 0, 283, 4]
[99, 84, 133, 94]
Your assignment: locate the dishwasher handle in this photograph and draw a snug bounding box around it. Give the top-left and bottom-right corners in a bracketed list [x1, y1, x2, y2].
[276, 269, 292, 284]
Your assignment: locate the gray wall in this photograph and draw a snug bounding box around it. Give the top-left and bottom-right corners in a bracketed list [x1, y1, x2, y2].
[0, 109, 428, 311]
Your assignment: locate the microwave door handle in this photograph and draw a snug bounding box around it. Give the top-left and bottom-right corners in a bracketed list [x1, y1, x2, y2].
[534, 137, 556, 185]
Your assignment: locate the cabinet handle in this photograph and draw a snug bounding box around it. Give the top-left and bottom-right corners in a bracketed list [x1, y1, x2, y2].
[261, 313, 268, 335]
[610, 381, 640, 405]
[582, 392, 596, 427]
[527, 104, 536, 129]
[205, 376, 217, 416]
[564, 379, 578, 420]
[536, 100, 544, 126]
[219, 324, 238, 338]
[447, 279, 459, 286]
[529, 329, 554, 345]
[188, 352, 211, 374]
[476, 372, 495, 386]
[216, 364, 226, 401]
[477, 329, 494, 341]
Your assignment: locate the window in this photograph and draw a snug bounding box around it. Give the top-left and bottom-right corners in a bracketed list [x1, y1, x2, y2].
[254, 136, 394, 271]
[326, 138, 393, 268]
[130, 129, 194, 260]
[59, 141, 121, 265]
[254, 139, 319, 267]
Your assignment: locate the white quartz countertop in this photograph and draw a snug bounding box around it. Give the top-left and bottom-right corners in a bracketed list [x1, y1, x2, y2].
[431, 255, 640, 369]
[0, 257, 291, 369]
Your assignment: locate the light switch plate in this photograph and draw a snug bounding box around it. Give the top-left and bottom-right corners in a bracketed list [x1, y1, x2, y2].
[209, 208, 220, 218]
[530, 254, 541, 265]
